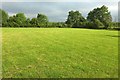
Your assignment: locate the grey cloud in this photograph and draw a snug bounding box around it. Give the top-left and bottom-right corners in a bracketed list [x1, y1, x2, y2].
[1, 2, 118, 22]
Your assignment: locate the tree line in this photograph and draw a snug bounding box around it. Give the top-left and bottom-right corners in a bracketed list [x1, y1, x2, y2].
[0, 5, 120, 30]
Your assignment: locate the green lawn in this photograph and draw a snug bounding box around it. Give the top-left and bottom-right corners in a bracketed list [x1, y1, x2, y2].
[2, 28, 118, 78]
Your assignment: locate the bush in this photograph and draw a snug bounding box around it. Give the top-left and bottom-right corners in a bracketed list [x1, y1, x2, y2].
[38, 22, 48, 28]
[2, 21, 8, 27]
[93, 19, 104, 29]
[72, 22, 87, 28]
[85, 20, 104, 29]
[47, 22, 68, 28]
[108, 22, 120, 30]
[57, 22, 68, 28]
[85, 22, 94, 29]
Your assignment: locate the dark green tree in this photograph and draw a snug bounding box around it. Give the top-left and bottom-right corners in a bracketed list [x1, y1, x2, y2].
[93, 19, 104, 29]
[87, 5, 112, 28]
[15, 13, 26, 27]
[37, 13, 48, 27]
[7, 16, 19, 27]
[66, 10, 86, 27]
[30, 18, 38, 27]
[25, 18, 31, 27]
[0, 9, 9, 27]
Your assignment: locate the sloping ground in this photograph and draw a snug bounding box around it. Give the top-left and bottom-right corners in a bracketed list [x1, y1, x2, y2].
[2, 28, 118, 78]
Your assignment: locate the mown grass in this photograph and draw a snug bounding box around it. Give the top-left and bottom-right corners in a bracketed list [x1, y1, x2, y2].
[0, 28, 2, 79]
[2, 28, 118, 78]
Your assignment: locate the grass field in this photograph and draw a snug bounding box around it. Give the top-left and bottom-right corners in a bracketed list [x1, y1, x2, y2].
[2, 28, 118, 78]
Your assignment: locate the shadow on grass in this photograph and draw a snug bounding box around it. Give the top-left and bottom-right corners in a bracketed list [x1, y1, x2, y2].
[106, 35, 120, 38]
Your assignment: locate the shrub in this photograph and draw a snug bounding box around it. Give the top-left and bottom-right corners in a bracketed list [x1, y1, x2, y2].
[93, 19, 104, 29]
[72, 22, 87, 28]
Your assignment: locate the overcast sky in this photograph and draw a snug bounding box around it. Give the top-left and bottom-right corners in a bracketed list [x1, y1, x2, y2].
[1, 0, 119, 22]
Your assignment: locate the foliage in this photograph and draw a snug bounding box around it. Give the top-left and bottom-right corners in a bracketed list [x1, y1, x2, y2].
[7, 13, 26, 27]
[72, 22, 87, 28]
[37, 14, 48, 23]
[66, 10, 86, 27]
[37, 14, 48, 27]
[30, 18, 38, 27]
[85, 22, 94, 29]
[0, 9, 9, 27]
[15, 13, 26, 27]
[109, 22, 120, 30]
[25, 18, 31, 27]
[46, 22, 68, 28]
[1, 5, 117, 30]
[87, 5, 112, 29]
[7, 16, 19, 27]
[93, 19, 104, 29]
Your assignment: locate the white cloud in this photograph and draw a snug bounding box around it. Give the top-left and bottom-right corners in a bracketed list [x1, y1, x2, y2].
[109, 5, 118, 11]
[8, 12, 37, 19]
[2, 2, 118, 22]
[8, 12, 16, 16]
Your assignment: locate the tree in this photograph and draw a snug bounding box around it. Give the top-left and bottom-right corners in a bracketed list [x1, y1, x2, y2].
[30, 18, 38, 27]
[37, 13, 48, 27]
[7, 13, 26, 27]
[87, 5, 112, 29]
[15, 13, 26, 27]
[0, 9, 9, 27]
[66, 10, 86, 27]
[25, 18, 31, 27]
[7, 15, 20, 27]
[93, 19, 104, 29]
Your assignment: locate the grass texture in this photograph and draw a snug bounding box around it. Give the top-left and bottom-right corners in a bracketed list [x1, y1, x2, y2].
[2, 28, 118, 78]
